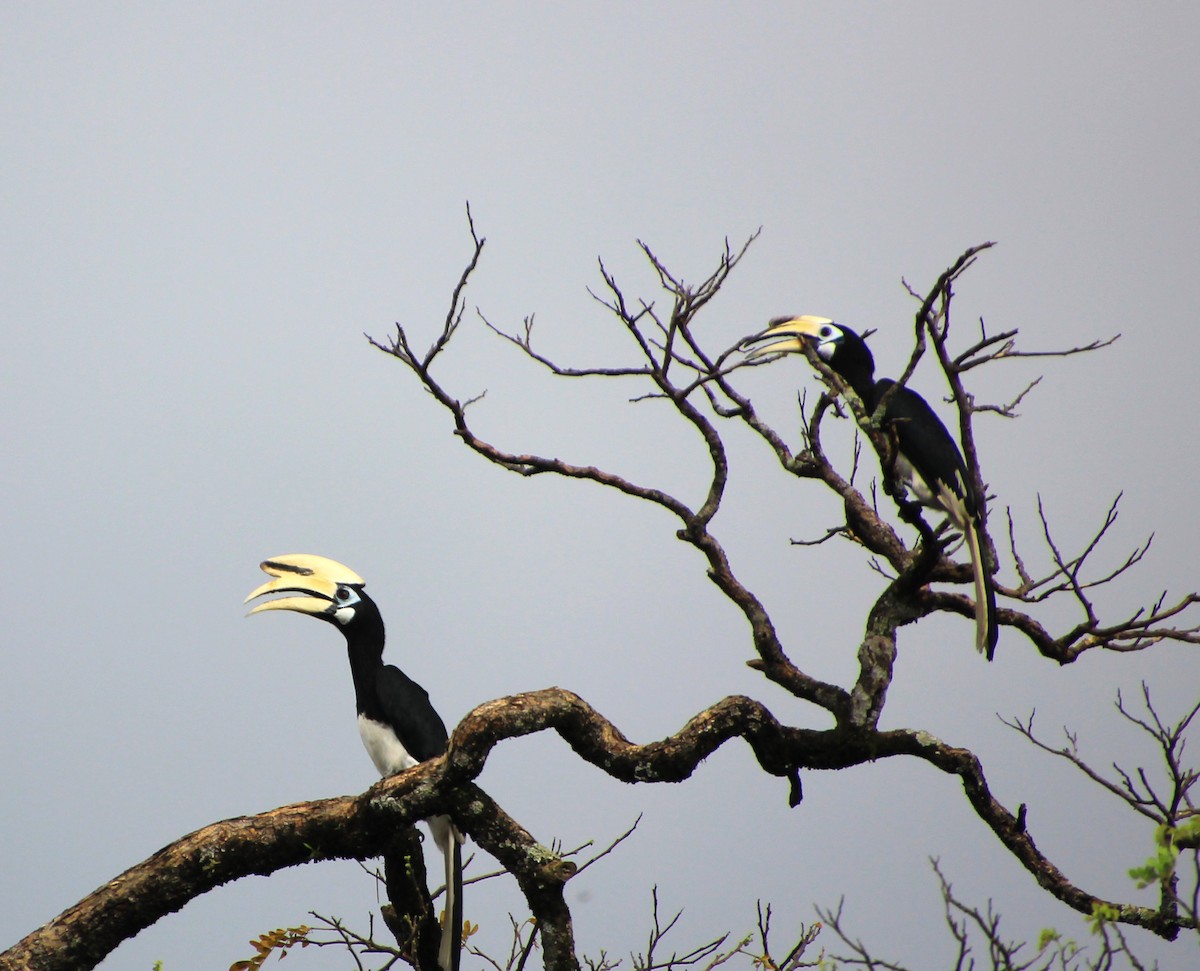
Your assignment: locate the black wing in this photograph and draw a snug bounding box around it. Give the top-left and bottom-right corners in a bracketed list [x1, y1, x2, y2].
[877, 379, 998, 656]
[876, 378, 976, 515]
[375, 664, 451, 763]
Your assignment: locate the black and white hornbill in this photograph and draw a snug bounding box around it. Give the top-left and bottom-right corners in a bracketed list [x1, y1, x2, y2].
[245, 553, 462, 971]
[744, 315, 998, 659]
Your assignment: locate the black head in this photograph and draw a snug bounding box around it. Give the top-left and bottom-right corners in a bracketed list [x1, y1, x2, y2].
[745, 316, 876, 396]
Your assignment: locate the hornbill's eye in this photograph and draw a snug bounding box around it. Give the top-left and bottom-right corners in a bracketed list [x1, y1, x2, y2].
[336, 586, 351, 601]
[820, 326, 836, 339]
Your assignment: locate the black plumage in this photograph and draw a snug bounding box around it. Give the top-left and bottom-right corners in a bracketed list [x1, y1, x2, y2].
[341, 592, 451, 762]
[746, 317, 998, 658]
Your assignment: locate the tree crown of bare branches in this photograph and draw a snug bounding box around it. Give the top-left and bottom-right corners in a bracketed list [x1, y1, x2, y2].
[7, 209, 1197, 971]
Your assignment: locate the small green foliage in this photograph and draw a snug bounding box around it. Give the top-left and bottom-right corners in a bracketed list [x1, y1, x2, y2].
[1174, 815, 1200, 844]
[1086, 902, 1120, 934]
[1129, 844, 1179, 889]
[228, 925, 312, 971]
[1036, 926, 1061, 950]
[1128, 819, 1188, 889]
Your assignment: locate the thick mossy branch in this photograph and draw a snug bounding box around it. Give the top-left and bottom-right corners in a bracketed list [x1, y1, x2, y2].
[440, 688, 1187, 939]
[5, 682, 1189, 971]
[2, 782, 442, 971]
[445, 689, 811, 797]
[1, 755, 578, 971]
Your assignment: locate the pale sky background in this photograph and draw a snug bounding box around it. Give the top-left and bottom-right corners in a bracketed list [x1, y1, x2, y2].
[4, 3, 1199, 969]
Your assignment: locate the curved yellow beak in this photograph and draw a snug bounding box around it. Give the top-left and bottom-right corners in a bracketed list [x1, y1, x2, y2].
[741, 315, 833, 358]
[244, 553, 365, 616]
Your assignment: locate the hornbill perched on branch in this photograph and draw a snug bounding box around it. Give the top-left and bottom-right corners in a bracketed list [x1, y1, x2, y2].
[245, 553, 463, 971]
[744, 316, 998, 659]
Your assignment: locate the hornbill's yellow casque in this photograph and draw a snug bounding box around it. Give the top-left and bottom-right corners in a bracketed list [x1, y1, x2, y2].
[744, 316, 998, 659]
[245, 553, 462, 971]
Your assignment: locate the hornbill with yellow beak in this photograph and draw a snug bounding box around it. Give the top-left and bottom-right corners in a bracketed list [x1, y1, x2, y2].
[744, 316, 998, 659]
[245, 553, 462, 971]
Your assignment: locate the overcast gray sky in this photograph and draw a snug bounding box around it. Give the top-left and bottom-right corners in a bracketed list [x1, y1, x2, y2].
[4, 3, 1199, 968]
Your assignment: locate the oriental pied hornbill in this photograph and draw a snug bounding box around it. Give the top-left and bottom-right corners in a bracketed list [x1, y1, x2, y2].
[744, 316, 998, 659]
[245, 553, 462, 971]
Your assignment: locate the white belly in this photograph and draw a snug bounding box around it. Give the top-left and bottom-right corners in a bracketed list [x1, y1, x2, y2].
[893, 454, 934, 505]
[357, 714, 418, 776]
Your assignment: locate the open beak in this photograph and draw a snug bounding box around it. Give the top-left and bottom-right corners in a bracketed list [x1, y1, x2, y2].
[244, 553, 365, 617]
[740, 315, 833, 359]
